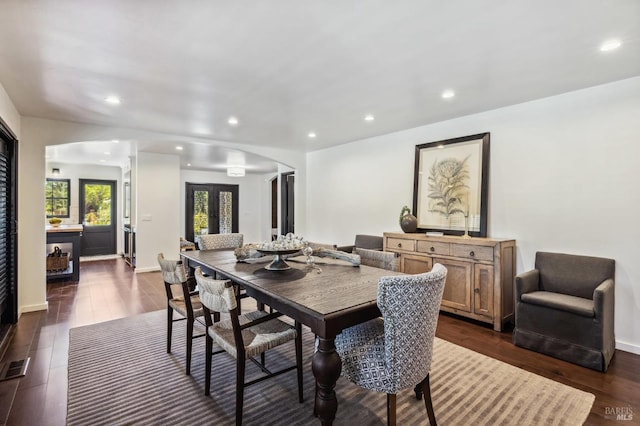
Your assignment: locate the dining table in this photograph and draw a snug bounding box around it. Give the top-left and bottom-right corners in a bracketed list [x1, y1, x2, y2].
[180, 248, 403, 425]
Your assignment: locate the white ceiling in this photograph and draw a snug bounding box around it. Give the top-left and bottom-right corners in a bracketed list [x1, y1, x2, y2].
[1, 1, 639, 172]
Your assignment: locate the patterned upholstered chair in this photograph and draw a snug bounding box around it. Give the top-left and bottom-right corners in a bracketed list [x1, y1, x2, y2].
[195, 268, 304, 425]
[335, 263, 447, 426]
[354, 247, 399, 271]
[198, 233, 244, 250]
[158, 253, 210, 375]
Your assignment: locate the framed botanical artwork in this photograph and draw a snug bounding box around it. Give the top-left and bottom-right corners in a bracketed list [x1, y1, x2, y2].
[413, 132, 490, 237]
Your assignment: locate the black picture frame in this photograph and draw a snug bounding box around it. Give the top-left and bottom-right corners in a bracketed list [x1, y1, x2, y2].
[413, 132, 490, 237]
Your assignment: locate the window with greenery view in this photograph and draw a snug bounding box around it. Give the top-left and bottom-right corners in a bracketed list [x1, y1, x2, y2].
[45, 178, 70, 218]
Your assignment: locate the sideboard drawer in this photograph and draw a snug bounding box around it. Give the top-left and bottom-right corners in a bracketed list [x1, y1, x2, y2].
[387, 237, 416, 252]
[452, 244, 494, 261]
[416, 241, 451, 256]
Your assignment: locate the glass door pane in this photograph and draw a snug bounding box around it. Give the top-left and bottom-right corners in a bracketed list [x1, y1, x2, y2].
[83, 183, 112, 225]
[219, 191, 233, 234]
[194, 190, 209, 236]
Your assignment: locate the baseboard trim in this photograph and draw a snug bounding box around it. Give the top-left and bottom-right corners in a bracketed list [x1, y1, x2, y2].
[19, 302, 49, 315]
[616, 339, 640, 355]
[135, 266, 160, 273]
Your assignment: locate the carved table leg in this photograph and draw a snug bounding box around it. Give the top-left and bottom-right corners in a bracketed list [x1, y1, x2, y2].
[312, 337, 342, 425]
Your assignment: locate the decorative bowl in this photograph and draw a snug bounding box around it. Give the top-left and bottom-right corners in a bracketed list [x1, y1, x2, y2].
[256, 248, 301, 271]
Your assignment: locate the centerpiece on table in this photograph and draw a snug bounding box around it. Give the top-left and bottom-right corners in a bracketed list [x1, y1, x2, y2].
[257, 233, 306, 271]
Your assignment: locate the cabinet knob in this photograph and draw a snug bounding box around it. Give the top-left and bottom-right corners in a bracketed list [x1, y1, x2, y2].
[397, 243, 402, 248]
[474, 288, 480, 293]
[430, 246, 435, 252]
[469, 251, 475, 257]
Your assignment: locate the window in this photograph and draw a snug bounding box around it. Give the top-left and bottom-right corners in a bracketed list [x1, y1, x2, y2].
[45, 178, 70, 218]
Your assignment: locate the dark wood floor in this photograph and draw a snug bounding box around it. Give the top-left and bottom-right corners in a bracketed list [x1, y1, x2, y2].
[0, 258, 638, 425]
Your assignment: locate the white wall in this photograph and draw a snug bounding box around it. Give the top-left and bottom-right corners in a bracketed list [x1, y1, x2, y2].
[0, 82, 20, 138]
[180, 169, 275, 244]
[306, 77, 640, 354]
[135, 152, 181, 272]
[17, 120, 48, 313]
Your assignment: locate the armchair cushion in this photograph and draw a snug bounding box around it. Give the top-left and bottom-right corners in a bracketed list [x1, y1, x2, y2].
[521, 291, 594, 318]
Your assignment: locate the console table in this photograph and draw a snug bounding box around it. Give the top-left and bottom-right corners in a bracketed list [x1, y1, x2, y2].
[46, 224, 83, 282]
[383, 232, 516, 331]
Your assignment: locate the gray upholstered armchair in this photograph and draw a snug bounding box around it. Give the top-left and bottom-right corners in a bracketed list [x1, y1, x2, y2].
[513, 251, 615, 372]
[337, 234, 383, 253]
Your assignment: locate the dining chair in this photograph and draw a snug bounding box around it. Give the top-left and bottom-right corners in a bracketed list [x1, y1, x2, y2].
[198, 232, 244, 250]
[195, 267, 304, 425]
[354, 247, 399, 271]
[334, 263, 447, 426]
[197, 233, 248, 308]
[312, 247, 398, 407]
[158, 253, 211, 375]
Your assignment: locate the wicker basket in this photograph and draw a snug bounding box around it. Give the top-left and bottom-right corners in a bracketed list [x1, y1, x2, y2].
[46, 253, 70, 272]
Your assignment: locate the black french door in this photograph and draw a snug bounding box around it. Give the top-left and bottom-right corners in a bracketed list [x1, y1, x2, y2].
[185, 183, 239, 243]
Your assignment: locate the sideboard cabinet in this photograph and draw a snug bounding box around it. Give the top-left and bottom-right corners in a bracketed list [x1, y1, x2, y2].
[383, 232, 516, 331]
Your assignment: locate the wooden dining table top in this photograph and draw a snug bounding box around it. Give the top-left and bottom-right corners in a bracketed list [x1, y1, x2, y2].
[180, 248, 402, 338]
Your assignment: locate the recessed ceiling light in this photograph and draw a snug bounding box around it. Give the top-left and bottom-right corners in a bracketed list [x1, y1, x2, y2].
[104, 151, 111, 155]
[441, 90, 455, 99]
[228, 116, 239, 126]
[111, 139, 120, 144]
[308, 132, 317, 139]
[600, 39, 622, 52]
[187, 163, 191, 167]
[99, 159, 106, 163]
[176, 146, 183, 151]
[104, 96, 121, 105]
[364, 114, 375, 122]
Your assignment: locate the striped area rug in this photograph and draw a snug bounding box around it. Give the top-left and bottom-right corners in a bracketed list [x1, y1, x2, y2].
[67, 310, 594, 425]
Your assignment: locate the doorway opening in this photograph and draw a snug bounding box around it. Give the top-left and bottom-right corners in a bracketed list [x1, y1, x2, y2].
[281, 172, 294, 235]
